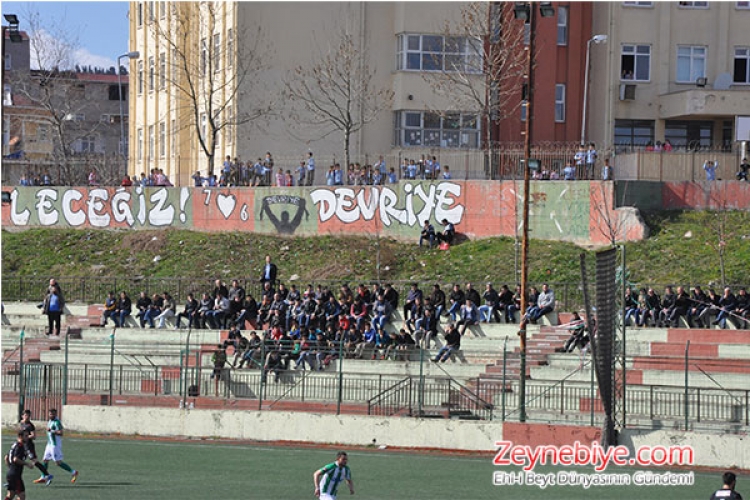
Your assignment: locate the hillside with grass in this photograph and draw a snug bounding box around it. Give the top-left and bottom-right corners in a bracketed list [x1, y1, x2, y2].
[2, 211, 749, 287]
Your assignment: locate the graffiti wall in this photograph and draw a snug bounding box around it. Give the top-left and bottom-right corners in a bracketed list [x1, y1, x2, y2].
[0, 181, 648, 244]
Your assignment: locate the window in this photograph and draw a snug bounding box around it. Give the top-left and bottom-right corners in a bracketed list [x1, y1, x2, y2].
[227, 29, 233, 68]
[213, 33, 220, 72]
[227, 107, 233, 144]
[395, 111, 479, 148]
[676, 46, 706, 83]
[521, 101, 528, 122]
[734, 47, 750, 83]
[137, 128, 143, 161]
[100, 114, 122, 124]
[159, 53, 166, 89]
[73, 136, 97, 154]
[148, 125, 154, 160]
[172, 49, 178, 82]
[37, 124, 49, 143]
[678, 1, 708, 8]
[614, 119, 654, 146]
[555, 84, 565, 122]
[621, 44, 651, 81]
[170, 118, 176, 157]
[557, 6, 568, 46]
[3, 83, 11, 106]
[148, 1, 154, 20]
[159, 121, 165, 158]
[201, 38, 207, 76]
[4, 53, 10, 71]
[396, 34, 481, 73]
[622, 1, 653, 6]
[137, 61, 144, 94]
[137, 2, 143, 27]
[200, 113, 207, 142]
[738, 1, 750, 8]
[523, 23, 530, 46]
[665, 120, 713, 148]
[148, 57, 154, 91]
[159, 1, 166, 18]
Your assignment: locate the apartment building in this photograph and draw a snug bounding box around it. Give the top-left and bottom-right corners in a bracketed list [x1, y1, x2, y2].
[588, 1, 750, 150]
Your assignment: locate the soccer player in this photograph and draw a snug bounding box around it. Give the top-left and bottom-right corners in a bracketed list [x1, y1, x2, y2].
[313, 451, 354, 499]
[5, 430, 34, 500]
[710, 471, 743, 500]
[40, 409, 78, 484]
[19, 410, 53, 486]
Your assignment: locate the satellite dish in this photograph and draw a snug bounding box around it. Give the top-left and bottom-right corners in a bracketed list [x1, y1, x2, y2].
[714, 72, 732, 90]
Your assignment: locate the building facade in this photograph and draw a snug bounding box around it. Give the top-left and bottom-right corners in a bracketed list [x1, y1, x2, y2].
[589, 1, 750, 151]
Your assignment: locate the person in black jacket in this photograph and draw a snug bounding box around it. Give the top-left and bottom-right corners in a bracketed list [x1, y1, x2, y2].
[433, 323, 461, 362]
[259, 254, 278, 284]
[175, 293, 199, 330]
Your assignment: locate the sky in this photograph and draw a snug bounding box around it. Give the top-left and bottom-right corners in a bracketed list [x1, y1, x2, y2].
[2, 0, 130, 70]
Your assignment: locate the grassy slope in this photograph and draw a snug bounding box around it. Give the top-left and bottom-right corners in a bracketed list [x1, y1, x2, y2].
[2, 211, 749, 286]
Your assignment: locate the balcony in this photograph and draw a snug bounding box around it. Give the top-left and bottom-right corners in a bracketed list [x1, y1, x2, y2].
[659, 88, 750, 120]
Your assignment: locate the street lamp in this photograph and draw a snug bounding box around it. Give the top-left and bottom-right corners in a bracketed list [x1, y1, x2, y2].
[580, 34, 608, 146]
[514, 1, 554, 423]
[117, 51, 140, 161]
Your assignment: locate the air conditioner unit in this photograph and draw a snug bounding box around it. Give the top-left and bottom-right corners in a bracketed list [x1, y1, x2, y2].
[619, 84, 636, 101]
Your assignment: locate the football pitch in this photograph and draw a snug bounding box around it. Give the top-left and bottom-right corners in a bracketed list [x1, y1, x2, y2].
[1, 435, 724, 499]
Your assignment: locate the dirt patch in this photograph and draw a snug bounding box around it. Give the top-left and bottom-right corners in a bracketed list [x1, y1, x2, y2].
[121, 232, 167, 255]
[311, 262, 353, 280]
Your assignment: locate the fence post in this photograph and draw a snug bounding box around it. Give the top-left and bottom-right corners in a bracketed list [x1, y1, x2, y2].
[109, 328, 116, 406]
[63, 328, 69, 405]
[18, 330, 25, 421]
[257, 341, 266, 411]
[502, 336, 507, 421]
[336, 338, 344, 416]
[590, 349, 595, 426]
[418, 345, 425, 417]
[684, 340, 690, 430]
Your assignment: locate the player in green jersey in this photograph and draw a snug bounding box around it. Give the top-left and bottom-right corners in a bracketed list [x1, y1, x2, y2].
[313, 451, 354, 499]
[39, 409, 78, 484]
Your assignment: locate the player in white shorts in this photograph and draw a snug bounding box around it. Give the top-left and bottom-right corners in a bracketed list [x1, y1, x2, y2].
[39, 409, 78, 484]
[314, 451, 354, 500]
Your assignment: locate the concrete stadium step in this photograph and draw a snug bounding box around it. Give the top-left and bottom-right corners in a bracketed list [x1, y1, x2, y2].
[39, 351, 182, 366]
[666, 329, 750, 344]
[633, 356, 750, 374]
[2, 302, 90, 316]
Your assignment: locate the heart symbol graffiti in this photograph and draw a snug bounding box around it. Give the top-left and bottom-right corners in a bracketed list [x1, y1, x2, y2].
[216, 194, 237, 219]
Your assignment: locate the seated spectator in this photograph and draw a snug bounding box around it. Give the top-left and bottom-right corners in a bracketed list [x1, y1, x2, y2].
[687, 286, 708, 328]
[372, 327, 391, 360]
[135, 291, 152, 328]
[402, 283, 422, 323]
[497, 285, 516, 323]
[156, 292, 177, 329]
[196, 292, 213, 329]
[559, 312, 589, 353]
[206, 292, 230, 329]
[737, 158, 749, 182]
[263, 349, 285, 383]
[349, 296, 369, 331]
[405, 296, 425, 334]
[447, 284, 465, 321]
[436, 219, 455, 246]
[393, 328, 416, 361]
[237, 332, 263, 369]
[526, 284, 554, 324]
[667, 286, 690, 327]
[113, 291, 132, 328]
[714, 287, 737, 329]
[175, 292, 199, 330]
[430, 284, 446, 318]
[478, 283, 501, 323]
[623, 288, 639, 326]
[464, 282, 481, 309]
[697, 288, 721, 327]
[323, 295, 341, 330]
[523, 287, 541, 323]
[637, 288, 660, 327]
[432, 323, 461, 363]
[657, 286, 676, 328]
[457, 299, 479, 336]
[414, 307, 439, 348]
[419, 221, 436, 249]
[371, 294, 392, 331]
[143, 293, 164, 329]
[101, 291, 117, 326]
[735, 288, 749, 329]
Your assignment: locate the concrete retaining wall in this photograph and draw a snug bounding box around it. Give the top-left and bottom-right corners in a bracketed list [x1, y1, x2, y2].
[3, 402, 746, 469]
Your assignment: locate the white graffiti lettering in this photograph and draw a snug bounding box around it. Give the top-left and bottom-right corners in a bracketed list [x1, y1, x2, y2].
[148, 189, 175, 226]
[10, 190, 30, 225]
[36, 189, 59, 226]
[62, 189, 85, 226]
[112, 189, 135, 226]
[88, 189, 110, 227]
[309, 182, 464, 227]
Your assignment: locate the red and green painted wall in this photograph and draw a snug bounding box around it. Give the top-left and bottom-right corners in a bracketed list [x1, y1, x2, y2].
[1, 181, 648, 245]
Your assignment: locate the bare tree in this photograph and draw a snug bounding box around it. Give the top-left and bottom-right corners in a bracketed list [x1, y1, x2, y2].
[9, 10, 116, 185]
[145, 3, 274, 174]
[283, 31, 394, 170]
[423, 2, 527, 173]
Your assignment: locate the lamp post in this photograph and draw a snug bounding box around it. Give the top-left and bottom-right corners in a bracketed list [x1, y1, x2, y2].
[117, 51, 140, 161]
[580, 34, 608, 146]
[513, 1, 554, 423]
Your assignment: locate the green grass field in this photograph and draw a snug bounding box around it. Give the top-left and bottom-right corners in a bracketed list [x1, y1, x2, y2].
[2, 435, 726, 499]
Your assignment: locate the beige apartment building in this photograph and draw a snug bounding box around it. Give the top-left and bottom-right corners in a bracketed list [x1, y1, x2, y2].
[588, 1, 750, 151]
[129, 1, 482, 185]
